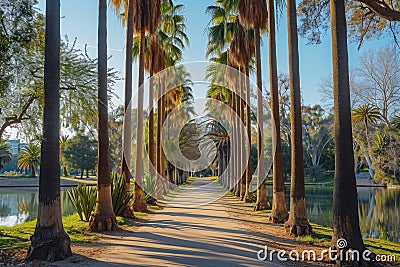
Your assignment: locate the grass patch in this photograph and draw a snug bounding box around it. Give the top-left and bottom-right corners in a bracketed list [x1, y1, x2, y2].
[256, 209, 271, 215]
[0, 213, 97, 250]
[148, 205, 160, 210]
[116, 216, 134, 226]
[244, 202, 256, 207]
[186, 176, 195, 183]
[225, 191, 235, 197]
[208, 176, 218, 181]
[134, 212, 148, 217]
[298, 223, 400, 263]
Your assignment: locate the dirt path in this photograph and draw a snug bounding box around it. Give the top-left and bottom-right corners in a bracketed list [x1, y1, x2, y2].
[38, 178, 328, 267]
[53, 178, 281, 266]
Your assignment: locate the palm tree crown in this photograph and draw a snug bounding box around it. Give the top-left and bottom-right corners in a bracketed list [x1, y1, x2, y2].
[18, 143, 41, 177]
[352, 104, 381, 125]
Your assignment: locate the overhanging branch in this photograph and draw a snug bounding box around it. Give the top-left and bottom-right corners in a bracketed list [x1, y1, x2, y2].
[358, 0, 400, 21]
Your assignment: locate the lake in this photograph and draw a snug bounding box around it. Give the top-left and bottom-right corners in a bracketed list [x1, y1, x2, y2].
[0, 188, 75, 227]
[267, 186, 400, 244]
[0, 185, 399, 244]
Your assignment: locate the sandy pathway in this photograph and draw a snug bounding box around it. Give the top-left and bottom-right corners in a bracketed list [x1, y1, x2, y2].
[68, 178, 283, 267]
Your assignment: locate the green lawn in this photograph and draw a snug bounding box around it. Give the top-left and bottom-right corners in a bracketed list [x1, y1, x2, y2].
[299, 223, 400, 264]
[0, 213, 98, 250]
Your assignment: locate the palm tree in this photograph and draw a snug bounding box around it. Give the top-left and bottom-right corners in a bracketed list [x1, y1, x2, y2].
[238, 0, 269, 211]
[89, 0, 117, 232]
[26, 0, 72, 260]
[18, 143, 41, 177]
[206, 2, 238, 194]
[330, 0, 366, 261]
[0, 143, 12, 169]
[283, 0, 312, 235]
[132, 1, 189, 198]
[110, 0, 136, 219]
[133, 0, 161, 212]
[228, 20, 254, 200]
[268, 0, 288, 223]
[352, 104, 381, 178]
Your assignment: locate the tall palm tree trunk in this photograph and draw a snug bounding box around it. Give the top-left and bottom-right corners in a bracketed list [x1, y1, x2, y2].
[90, 0, 117, 232]
[229, 97, 235, 192]
[121, 0, 135, 219]
[244, 67, 253, 203]
[269, 0, 288, 223]
[155, 80, 164, 199]
[330, 0, 366, 260]
[234, 79, 241, 197]
[149, 68, 155, 186]
[26, 0, 72, 260]
[254, 27, 269, 211]
[134, 25, 149, 212]
[239, 73, 246, 200]
[284, 0, 311, 236]
[364, 120, 375, 178]
[161, 91, 168, 192]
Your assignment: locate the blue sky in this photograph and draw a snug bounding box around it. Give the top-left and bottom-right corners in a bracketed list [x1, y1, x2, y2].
[36, 0, 388, 107]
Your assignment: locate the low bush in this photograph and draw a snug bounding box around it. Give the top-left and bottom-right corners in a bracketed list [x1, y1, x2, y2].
[67, 184, 96, 221]
[111, 172, 133, 216]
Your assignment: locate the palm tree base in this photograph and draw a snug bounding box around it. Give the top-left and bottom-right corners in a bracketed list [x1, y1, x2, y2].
[133, 199, 148, 212]
[26, 229, 72, 261]
[121, 205, 135, 219]
[253, 201, 270, 211]
[331, 247, 383, 267]
[89, 213, 117, 232]
[243, 196, 253, 203]
[335, 259, 383, 267]
[240, 183, 246, 201]
[269, 209, 289, 224]
[284, 217, 312, 237]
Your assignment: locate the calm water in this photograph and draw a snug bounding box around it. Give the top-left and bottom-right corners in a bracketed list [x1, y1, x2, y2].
[0, 188, 75, 227]
[267, 186, 400, 244]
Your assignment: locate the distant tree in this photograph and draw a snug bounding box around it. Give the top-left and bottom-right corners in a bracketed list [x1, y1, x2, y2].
[353, 47, 400, 125]
[0, 142, 12, 169]
[297, 0, 400, 48]
[17, 143, 40, 177]
[0, 9, 118, 140]
[63, 134, 97, 178]
[302, 105, 333, 181]
[352, 104, 381, 178]
[109, 106, 124, 172]
[0, 0, 38, 95]
[59, 135, 70, 176]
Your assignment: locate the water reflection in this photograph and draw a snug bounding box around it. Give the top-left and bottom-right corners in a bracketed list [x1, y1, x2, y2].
[0, 188, 75, 227]
[266, 186, 400, 244]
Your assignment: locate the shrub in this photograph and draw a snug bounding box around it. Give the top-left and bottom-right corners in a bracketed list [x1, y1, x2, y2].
[111, 172, 133, 216]
[68, 172, 135, 220]
[67, 184, 96, 221]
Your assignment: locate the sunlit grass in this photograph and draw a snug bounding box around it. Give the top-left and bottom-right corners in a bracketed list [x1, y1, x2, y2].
[298, 223, 400, 264]
[134, 212, 148, 217]
[0, 213, 98, 250]
[208, 176, 218, 181]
